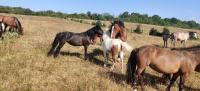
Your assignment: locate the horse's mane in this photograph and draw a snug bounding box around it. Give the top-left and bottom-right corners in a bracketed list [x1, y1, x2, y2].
[84, 25, 100, 37]
[109, 20, 125, 33]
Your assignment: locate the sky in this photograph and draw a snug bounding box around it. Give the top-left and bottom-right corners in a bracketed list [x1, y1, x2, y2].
[0, 0, 200, 23]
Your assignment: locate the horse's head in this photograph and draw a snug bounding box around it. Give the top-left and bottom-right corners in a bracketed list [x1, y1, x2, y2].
[19, 27, 24, 35]
[89, 25, 103, 45]
[110, 20, 127, 41]
[189, 32, 198, 39]
[94, 25, 103, 37]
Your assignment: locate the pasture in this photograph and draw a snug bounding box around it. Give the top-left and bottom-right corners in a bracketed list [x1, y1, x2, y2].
[0, 13, 200, 91]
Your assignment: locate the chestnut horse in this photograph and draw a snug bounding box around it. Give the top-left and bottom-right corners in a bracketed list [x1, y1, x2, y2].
[127, 45, 200, 91]
[1, 16, 23, 35]
[110, 20, 127, 42]
[47, 25, 103, 60]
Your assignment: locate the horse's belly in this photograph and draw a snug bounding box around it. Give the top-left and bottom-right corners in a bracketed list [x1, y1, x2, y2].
[150, 60, 180, 74]
[67, 39, 83, 46]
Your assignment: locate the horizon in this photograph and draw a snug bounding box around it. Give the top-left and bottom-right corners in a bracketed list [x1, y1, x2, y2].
[0, 0, 200, 23]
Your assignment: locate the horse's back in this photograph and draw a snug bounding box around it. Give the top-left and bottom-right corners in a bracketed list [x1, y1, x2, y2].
[137, 45, 183, 73]
[172, 32, 189, 40]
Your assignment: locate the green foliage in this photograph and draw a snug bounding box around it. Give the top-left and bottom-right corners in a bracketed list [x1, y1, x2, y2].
[91, 21, 106, 27]
[162, 27, 170, 35]
[149, 28, 158, 36]
[0, 5, 200, 30]
[133, 25, 143, 34]
[149, 28, 162, 36]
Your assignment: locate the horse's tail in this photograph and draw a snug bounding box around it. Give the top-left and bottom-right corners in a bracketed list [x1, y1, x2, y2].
[126, 48, 138, 84]
[47, 33, 62, 57]
[14, 17, 23, 35]
[121, 42, 133, 52]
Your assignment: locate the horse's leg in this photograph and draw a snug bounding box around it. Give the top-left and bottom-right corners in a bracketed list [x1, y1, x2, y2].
[166, 73, 179, 91]
[54, 42, 65, 58]
[3, 25, 7, 32]
[179, 73, 188, 91]
[84, 45, 88, 60]
[119, 51, 124, 73]
[183, 40, 186, 47]
[166, 40, 168, 48]
[135, 68, 145, 90]
[103, 49, 108, 67]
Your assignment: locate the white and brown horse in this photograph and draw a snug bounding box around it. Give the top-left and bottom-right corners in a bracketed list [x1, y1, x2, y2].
[102, 29, 132, 73]
[170, 32, 198, 47]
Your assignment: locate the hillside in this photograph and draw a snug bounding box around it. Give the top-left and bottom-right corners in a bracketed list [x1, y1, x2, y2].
[0, 13, 200, 91]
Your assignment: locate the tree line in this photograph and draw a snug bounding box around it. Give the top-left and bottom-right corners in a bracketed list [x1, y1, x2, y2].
[0, 5, 200, 30]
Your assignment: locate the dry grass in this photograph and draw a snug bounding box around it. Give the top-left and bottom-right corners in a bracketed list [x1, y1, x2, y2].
[0, 13, 200, 91]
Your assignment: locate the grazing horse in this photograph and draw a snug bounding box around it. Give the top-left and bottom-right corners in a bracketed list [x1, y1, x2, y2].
[163, 34, 170, 48]
[110, 20, 127, 42]
[47, 25, 103, 60]
[0, 21, 3, 39]
[170, 32, 198, 47]
[1, 16, 23, 35]
[102, 29, 132, 73]
[126, 45, 200, 91]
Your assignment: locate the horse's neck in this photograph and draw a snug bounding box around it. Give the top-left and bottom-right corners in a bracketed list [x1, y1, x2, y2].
[189, 51, 200, 68]
[103, 31, 111, 40]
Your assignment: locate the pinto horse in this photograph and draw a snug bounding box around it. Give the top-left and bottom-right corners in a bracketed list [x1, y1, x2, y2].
[47, 25, 103, 60]
[126, 45, 200, 91]
[110, 20, 127, 42]
[102, 29, 132, 73]
[170, 32, 198, 48]
[1, 16, 23, 35]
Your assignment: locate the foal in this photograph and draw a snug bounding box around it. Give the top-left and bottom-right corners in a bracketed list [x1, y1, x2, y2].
[47, 25, 103, 60]
[102, 29, 132, 73]
[127, 45, 200, 91]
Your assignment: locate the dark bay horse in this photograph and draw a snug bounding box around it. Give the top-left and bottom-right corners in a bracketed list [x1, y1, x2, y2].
[127, 45, 200, 91]
[47, 25, 103, 60]
[163, 34, 170, 48]
[109, 20, 127, 42]
[1, 16, 23, 35]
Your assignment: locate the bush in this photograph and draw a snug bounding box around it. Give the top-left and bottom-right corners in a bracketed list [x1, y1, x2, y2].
[133, 25, 143, 34]
[91, 21, 106, 27]
[79, 20, 83, 23]
[162, 27, 170, 35]
[149, 28, 162, 36]
[149, 28, 157, 35]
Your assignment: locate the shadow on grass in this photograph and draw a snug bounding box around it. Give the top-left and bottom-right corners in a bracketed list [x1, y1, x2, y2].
[98, 71, 126, 85]
[184, 86, 200, 91]
[60, 51, 82, 58]
[88, 48, 105, 67]
[60, 48, 106, 67]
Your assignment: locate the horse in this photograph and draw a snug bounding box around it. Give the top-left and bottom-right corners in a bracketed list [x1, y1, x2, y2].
[170, 32, 198, 48]
[110, 20, 127, 42]
[163, 34, 170, 48]
[47, 25, 103, 60]
[126, 45, 200, 91]
[1, 16, 23, 35]
[0, 21, 3, 40]
[102, 29, 132, 73]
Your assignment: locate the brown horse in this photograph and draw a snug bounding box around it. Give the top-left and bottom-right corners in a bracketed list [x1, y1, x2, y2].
[2, 16, 23, 35]
[126, 45, 200, 91]
[110, 20, 127, 42]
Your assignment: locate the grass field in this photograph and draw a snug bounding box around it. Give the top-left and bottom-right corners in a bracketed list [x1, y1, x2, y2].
[0, 13, 200, 91]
